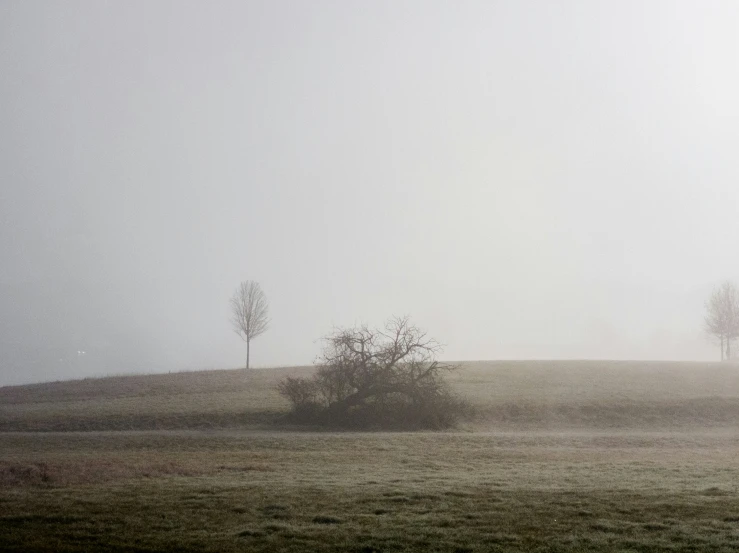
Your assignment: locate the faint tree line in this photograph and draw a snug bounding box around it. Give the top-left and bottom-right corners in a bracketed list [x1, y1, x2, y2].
[704, 281, 739, 361]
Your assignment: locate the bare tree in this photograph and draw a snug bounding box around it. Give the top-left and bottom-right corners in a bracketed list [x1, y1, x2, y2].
[278, 316, 468, 429]
[230, 281, 269, 369]
[704, 281, 739, 361]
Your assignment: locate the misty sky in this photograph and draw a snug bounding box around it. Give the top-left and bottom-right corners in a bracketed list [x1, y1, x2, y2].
[2, 1, 739, 385]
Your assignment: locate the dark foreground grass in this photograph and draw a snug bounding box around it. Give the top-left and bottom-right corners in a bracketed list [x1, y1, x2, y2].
[2, 430, 739, 552]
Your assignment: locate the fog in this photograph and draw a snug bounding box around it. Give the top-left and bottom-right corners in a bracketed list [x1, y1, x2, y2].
[2, 1, 739, 386]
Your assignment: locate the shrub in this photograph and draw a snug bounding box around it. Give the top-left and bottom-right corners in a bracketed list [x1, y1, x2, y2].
[278, 317, 469, 429]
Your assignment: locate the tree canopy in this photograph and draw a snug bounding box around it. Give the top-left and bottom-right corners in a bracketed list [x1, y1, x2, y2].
[231, 281, 269, 369]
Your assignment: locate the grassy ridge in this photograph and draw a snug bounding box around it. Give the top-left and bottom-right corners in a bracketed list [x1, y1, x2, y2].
[2, 360, 739, 431]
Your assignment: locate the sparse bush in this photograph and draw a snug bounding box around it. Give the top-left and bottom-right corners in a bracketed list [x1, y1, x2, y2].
[277, 317, 469, 429]
[276, 376, 320, 416]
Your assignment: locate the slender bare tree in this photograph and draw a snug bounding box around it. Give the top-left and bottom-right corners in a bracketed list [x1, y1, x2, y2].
[704, 281, 739, 361]
[230, 281, 269, 369]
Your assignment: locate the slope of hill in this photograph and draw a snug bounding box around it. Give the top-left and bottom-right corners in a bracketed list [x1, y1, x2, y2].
[1, 361, 738, 431]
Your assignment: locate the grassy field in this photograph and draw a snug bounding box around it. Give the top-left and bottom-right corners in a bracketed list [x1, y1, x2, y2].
[2, 360, 739, 431]
[2, 360, 739, 551]
[3, 430, 739, 552]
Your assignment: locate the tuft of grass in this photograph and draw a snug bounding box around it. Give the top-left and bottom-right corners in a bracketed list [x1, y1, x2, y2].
[701, 486, 729, 496]
[236, 529, 265, 538]
[642, 522, 671, 531]
[311, 515, 342, 524]
[0, 462, 51, 487]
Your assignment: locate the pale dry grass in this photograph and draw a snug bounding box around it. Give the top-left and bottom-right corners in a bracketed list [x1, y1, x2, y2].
[452, 360, 739, 404]
[0, 366, 309, 430]
[3, 360, 739, 431]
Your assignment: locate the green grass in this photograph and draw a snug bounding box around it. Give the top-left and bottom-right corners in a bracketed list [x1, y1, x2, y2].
[2, 360, 739, 551]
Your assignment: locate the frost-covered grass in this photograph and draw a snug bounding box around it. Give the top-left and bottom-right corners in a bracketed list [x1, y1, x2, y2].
[2, 430, 739, 552]
[3, 360, 739, 550]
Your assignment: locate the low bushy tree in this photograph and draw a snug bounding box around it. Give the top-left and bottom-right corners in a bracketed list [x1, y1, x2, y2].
[278, 317, 468, 429]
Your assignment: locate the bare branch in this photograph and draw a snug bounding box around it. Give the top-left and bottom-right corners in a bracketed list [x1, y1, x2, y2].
[279, 316, 466, 429]
[704, 281, 739, 360]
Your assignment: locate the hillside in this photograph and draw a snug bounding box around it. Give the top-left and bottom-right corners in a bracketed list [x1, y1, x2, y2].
[2, 361, 739, 431]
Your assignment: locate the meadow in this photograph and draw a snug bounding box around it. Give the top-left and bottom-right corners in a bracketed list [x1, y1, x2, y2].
[2, 361, 739, 552]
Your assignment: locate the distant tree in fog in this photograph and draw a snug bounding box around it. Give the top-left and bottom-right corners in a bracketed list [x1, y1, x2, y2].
[704, 281, 739, 361]
[230, 281, 269, 369]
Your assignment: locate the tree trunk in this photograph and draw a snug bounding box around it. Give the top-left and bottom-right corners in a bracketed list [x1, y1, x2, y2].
[727, 339, 732, 361]
[247, 339, 250, 370]
[721, 336, 725, 361]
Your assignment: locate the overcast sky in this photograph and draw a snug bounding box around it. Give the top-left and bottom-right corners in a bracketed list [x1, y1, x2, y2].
[2, 1, 739, 385]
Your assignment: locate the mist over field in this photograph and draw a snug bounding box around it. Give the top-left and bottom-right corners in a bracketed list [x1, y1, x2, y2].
[3, 1, 739, 385]
[4, 361, 739, 551]
[6, 5, 739, 550]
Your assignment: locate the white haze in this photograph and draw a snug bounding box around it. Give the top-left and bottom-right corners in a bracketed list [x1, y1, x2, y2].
[2, 1, 739, 385]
